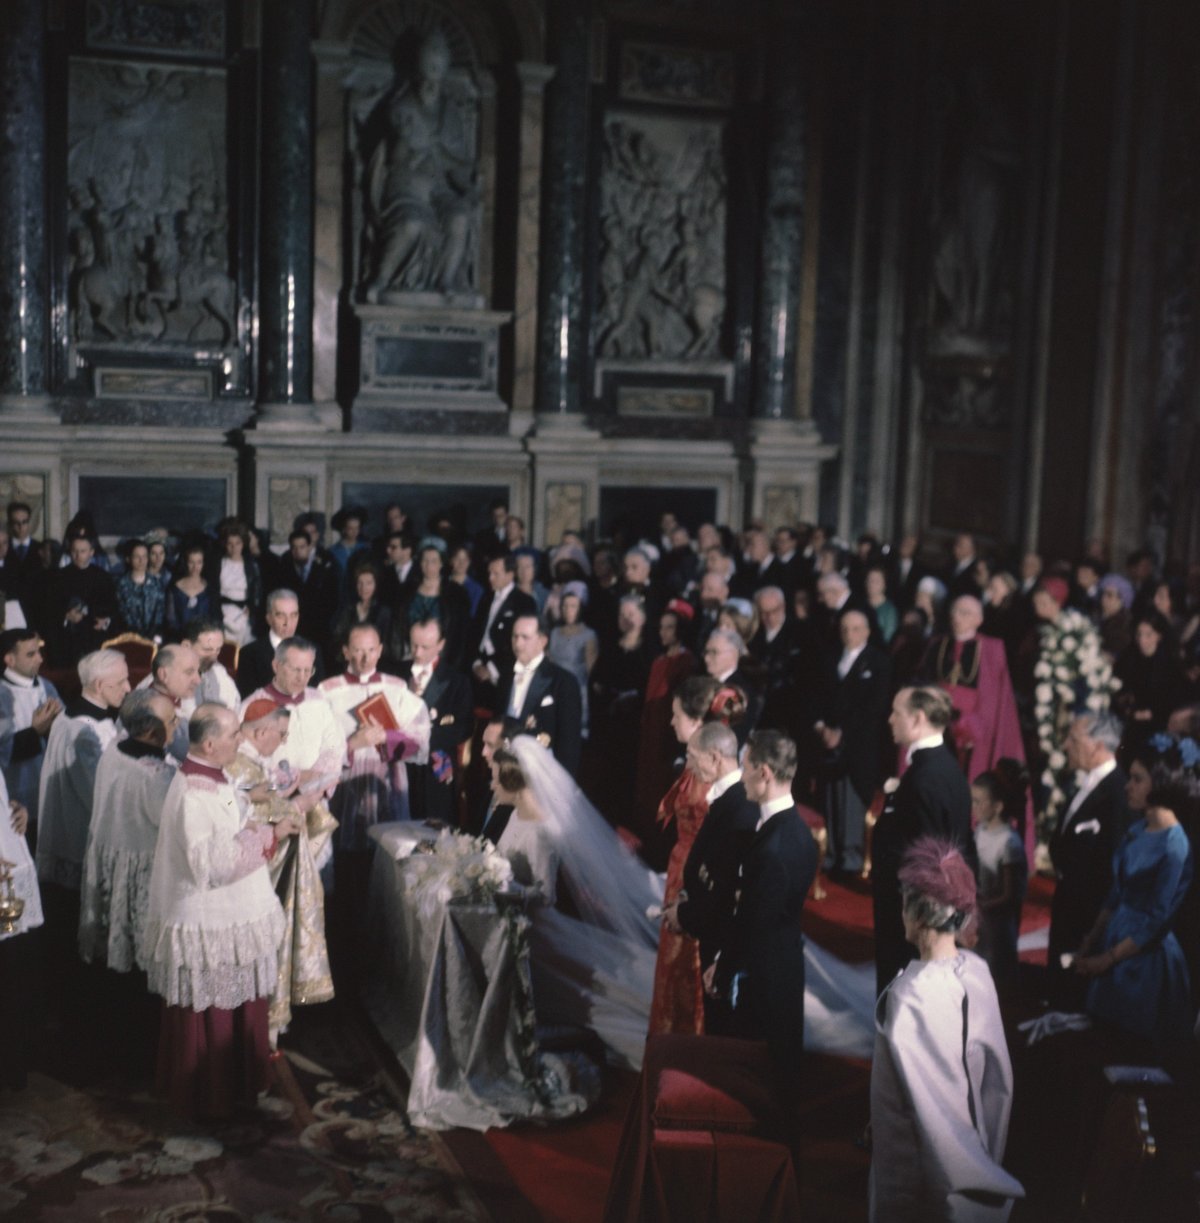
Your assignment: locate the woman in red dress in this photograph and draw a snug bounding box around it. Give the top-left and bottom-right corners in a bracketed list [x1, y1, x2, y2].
[648, 676, 747, 1035]
[633, 602, 698, 849]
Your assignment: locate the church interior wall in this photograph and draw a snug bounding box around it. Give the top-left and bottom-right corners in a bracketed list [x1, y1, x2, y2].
[0, 0, 1196, 566]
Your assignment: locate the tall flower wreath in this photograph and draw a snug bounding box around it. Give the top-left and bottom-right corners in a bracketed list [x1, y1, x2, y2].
[1033, 607, 1119, 830]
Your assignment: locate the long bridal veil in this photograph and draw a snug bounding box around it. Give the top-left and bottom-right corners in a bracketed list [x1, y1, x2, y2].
[508, 736, 662, 950]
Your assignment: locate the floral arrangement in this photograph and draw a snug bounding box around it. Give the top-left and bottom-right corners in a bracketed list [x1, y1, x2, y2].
[1033, 608, 1119, 829]
[405, 830, 514, 914]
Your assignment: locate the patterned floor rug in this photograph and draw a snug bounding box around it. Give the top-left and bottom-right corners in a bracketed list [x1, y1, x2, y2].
[0, 1001, 486, 1221]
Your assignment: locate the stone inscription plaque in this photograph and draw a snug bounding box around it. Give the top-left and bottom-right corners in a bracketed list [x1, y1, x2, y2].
[374, 336, 485, 382]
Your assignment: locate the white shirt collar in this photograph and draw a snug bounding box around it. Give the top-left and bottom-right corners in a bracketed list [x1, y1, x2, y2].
[765, 622, 782, 643]
[715, 666, 736, 683]
[513, 652, 544, 678]
[269, 630, 282, 649]
[1082, 757, 1117, 790]
[493, 581, 514, 604]
[778, 550, 796, 564]
[910, 731, 945, 755]
[954, 632, 977, 643]
[706, 768, 741, 805]
[834, 590, 850, 610]
[3, 667, 37, 689]
[757, 793, 794, 830]
[838, 642, 866, 672]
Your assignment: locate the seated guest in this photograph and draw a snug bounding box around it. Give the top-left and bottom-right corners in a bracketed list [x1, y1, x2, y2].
[45, 535, 117, 667]
[142, 704, 301, 1118]
[330, 562, 394, 665]
[1072, 734, 1197, 1047]
[1047, 712, 1131, 1008]
[164, 544, 213, 638]
[35, 648, 131, 1032]
[228, 700, 337, 1040]
[237, 590, 324, 697]
[869, 838, 1024, 1222]
[0, 776, 40, 1089]
[77, 690, 177, 1070]
[116, 540, 165, 639]
[704, 730, 818, 1090]
[184, 618, 240, 709]
[320, 623, 431, 833]
[212, 520, 261, 647]
[0, 628, 63, 845]
[138, 643, 202, 762]
[396, 618, 473, 827]
[498, 614, 582, 777]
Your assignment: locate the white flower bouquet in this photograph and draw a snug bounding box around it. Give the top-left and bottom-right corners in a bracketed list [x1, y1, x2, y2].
[406, 830, 514, 915]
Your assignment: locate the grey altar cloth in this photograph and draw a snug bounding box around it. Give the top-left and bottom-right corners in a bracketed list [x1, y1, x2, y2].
[363, 824, 597, 1131]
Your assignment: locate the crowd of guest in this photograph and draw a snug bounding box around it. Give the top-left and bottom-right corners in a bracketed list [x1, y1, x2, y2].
[3, 495, 1200, 1215]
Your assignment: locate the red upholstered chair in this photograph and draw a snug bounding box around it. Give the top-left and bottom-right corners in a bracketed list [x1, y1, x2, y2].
[101, 632, 158, 689]
[218, 640, 240, 679]
[603, 1035, 801, 1223]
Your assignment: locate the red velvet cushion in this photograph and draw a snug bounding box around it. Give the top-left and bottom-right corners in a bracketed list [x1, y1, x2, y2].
[653, 1061, 781, 1135]
[797, 803, 825, 833]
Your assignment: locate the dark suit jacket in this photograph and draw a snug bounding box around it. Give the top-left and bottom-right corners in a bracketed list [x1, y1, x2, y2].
[889, 558, 928, 612]
[820, 643, 892, 805]
[1048, 767, 1131, 965]
[378, 562, 417, 615]
[498, 658, 583, 776]
[677, 779, 759, 966]
[714, 805, 818, 1083]
[762, 555, 805, 603]
[871, 742, 974, 993]
[280, 558, 338, 648]
[235, 636, 325, 698]
[471, 586, 538, 685]
[397, 659, 475, 825]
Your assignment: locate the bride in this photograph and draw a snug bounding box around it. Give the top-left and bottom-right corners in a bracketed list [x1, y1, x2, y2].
[492, 737, 662, 1068]
[492, 735, 877, 1067]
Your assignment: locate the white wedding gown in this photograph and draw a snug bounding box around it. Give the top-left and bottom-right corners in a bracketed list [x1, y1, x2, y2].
[495, 740, 877, 1069]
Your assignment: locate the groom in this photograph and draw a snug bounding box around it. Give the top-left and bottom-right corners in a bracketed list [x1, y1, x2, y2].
[497, 615, 582, 777]
[705, 730, 818, 1088]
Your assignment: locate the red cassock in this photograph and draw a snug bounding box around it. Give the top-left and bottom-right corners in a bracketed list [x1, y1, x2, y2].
[921, 632, 1036, 867]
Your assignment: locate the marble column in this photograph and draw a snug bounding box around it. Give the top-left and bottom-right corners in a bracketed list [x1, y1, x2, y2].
[534, 0, 591, 420]
[0, 0, 51, 413]
[754, 19, 806, 422]
[257, 0, 317, 420]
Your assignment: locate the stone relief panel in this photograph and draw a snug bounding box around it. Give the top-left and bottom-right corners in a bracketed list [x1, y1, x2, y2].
[84, 0, 227, 59]
[618, 42, 736, 109]
[544, 483, 586, 546]
[66, 60, 237, 351]
[348, 5, 483, 304]
[596, 111, 727, 361]
[762, 485, 803, 534]
[269, 477, 315, 546]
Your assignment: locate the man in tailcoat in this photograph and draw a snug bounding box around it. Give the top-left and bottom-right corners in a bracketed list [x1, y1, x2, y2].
[873, 685, 976, 995]
[496, 614, 581, 777]
[397, 616, 475, 826]
[471, 554, 538, 702]
[707, 730, 818, 1089]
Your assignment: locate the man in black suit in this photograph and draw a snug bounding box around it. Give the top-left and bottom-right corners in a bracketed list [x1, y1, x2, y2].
[888, 533, 928, 612]
[702, 627, 762, 746]
[282, 530, 339, 654]
[1048, 711, 1131, 1007]
[761, 527, 805, 604]
[816, 609, 892, 874]
[236, 589, 324, 697]
[46, 536, 117, 667]
[707, 730, 818, 1089]
[749, 585, 818, 733]
[377, 530, 417, 614]
[3, 501, 40, 610]
[945, 532, 981, 602]
[873, 685, 975, 995]
[497, 614, 582, 776]
[476, 717, 512, 842]
[471, 554, 537, 700]
[472, 499, 510, 579]
[663, 720, 759, 1034]
[397, 616, 474, 826]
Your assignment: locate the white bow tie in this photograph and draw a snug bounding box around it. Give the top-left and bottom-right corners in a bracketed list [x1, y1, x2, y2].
[513, 663, 536, 680]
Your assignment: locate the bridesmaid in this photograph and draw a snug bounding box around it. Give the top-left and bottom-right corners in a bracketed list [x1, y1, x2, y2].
[647, 675, 746, 1035]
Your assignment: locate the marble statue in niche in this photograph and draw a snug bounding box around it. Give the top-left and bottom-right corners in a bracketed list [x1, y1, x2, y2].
[66, 61, 236, 348]
[596, 113, 727, 361]
[928, 64, 1020, 357]
[356, 26, 481, 302]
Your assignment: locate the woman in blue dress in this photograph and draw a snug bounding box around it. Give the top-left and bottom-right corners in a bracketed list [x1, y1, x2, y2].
[1073, 734, 1198, 1046]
